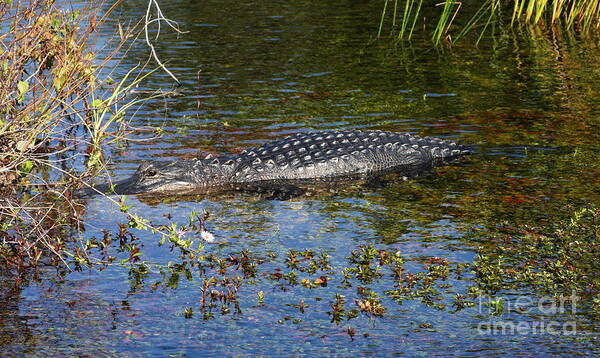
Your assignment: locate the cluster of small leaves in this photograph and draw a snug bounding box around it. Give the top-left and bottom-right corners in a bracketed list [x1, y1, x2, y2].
[285, 248, 334, 274]
[186, 250, 266, 319]
[355, 287, 387, 317]
[269, 248, 333, 290]
[197, 275, 244, 319]
[201, 251, 262, 279]
[155, 210, 211, 254]
[327, 293, 358, 325]
[384, 256, 469, 310]
[343, 244, 404, 284]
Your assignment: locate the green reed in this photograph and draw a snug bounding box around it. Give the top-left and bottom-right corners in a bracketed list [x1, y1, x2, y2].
[379, 0, 600, 44]
[431, 0, 462, 44]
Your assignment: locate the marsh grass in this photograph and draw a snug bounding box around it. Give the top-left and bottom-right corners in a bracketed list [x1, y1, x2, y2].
[379, 0, 600, 44]
[86, 65, 161, 168]
[513, 0, 600, 32]
[379, 0, 424, 40]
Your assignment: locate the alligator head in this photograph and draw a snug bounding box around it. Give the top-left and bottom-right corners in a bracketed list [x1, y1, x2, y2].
[76, 158, 236, 197]
[117, 161, 198, 194]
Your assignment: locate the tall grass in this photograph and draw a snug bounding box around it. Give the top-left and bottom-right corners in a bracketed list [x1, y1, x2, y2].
[513, 0, 600, 31]
[378, 0, 600, 44]
[431, 0, 462, 44]
[379, 0, 424, 40]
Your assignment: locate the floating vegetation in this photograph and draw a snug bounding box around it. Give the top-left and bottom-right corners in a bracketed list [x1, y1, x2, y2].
[92, 205, 597, 328]
[471, 206, 599, 296]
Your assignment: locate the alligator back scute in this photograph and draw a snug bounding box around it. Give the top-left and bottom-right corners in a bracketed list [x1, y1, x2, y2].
[232, 130, 470, 185]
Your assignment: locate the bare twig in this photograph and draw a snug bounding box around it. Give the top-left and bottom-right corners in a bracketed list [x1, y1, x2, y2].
[144, 0, 188, 85]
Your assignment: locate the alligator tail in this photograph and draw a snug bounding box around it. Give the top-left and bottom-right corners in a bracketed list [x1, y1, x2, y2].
[410, 136, 472, 160]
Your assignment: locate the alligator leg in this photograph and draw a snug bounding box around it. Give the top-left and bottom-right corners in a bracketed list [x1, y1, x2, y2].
[265, 186, 305, 200]
[364, 176, 392, 189]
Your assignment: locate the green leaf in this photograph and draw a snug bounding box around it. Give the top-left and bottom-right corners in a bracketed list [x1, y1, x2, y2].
[17, 81, 28, 103]
[87, 150, 103, 169]
[119, 196, 132, 212]
[17, 160, 34, 175]
[53, 74, 66, 91]
[91, 99, 104, 108]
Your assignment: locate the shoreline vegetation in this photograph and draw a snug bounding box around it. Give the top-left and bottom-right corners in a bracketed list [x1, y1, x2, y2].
[0, 0, 598, 341]
[1, 0, 125, 272]
[0, 0, 182, 273]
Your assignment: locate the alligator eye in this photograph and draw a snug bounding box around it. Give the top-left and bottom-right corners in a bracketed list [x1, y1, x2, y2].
[146, 168, 158, 177]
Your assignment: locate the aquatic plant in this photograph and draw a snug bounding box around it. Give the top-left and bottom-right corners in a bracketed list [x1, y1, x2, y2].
[471, 206, 599, 295]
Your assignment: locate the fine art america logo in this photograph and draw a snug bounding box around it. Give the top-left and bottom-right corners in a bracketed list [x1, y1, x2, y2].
[477, 292, 579, 335]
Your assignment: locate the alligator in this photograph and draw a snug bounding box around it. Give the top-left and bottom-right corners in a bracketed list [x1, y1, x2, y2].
[78, 130, 471, 198]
